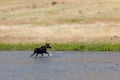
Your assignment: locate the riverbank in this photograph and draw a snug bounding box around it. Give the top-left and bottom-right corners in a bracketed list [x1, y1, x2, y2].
[0, 0, 120, 51]
[0, 24, 120, 51]
[0, 43, 119, 51]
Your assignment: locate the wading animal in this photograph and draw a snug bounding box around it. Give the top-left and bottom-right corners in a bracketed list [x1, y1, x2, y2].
[31, 43, 52, 57]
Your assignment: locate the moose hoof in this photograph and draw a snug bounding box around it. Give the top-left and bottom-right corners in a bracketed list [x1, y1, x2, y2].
[49, 54, 52, 56]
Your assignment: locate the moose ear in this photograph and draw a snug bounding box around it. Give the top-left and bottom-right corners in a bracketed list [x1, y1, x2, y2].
[46, 43, 50, 45]
[48, 43, 50, 45]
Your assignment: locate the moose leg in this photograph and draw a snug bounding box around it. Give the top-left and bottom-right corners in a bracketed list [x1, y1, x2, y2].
[35, 53, 39, 57]
[31, 52, 35, 57]
[41, 53, 43, 56]
[46, 52, 50, 56]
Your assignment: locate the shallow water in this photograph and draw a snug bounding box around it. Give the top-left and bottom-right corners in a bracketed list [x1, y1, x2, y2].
[0, 51, 120, 80]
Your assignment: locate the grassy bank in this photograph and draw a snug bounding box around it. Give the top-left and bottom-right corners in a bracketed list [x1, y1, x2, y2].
[0, 43, 119, 51]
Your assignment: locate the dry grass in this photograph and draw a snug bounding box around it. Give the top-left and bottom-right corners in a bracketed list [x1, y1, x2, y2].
[0, 0, 120, 25]
[0, 23, 120, 43]
[0, 0, 120, 44]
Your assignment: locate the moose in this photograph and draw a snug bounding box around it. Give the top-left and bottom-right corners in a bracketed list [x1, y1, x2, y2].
[31, 43, 52, 57]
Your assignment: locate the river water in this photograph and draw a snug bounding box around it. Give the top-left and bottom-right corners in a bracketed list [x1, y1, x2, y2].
[0, 51, 120, 80]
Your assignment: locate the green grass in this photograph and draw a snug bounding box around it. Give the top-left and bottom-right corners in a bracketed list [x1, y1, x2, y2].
[0, 43, 119, 51]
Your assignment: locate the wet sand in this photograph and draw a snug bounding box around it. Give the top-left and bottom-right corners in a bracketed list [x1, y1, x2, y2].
[0, 51, 120, 80]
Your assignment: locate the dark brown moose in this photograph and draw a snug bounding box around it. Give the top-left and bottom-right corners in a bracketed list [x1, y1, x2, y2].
[31, 43, 52, 57]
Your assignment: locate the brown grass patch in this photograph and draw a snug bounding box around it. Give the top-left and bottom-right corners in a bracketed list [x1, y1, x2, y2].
[0, 23, 120, 43]
[0, 0, 120, 25]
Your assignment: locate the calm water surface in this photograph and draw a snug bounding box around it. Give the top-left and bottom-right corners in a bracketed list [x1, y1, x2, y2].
[0, 51, 120, 80]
